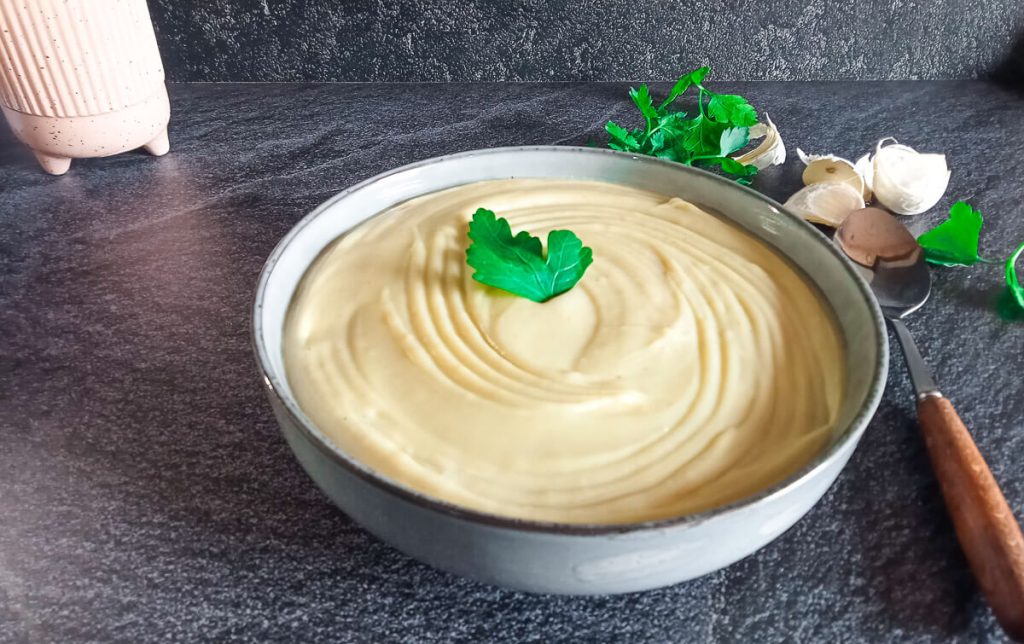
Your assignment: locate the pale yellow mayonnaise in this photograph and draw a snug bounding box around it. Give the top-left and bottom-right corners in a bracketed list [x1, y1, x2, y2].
[284, 179, 845, 524]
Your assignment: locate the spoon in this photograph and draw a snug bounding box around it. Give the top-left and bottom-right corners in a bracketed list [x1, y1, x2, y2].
[836, 207, 1024, 641]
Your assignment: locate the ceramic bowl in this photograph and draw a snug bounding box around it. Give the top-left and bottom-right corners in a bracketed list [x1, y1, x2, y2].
[252, 146, 888, 595]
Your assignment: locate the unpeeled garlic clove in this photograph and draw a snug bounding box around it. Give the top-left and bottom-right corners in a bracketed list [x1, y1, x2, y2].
[733, 113, 786, 169]
[870, 138, 950, 215]
[796, 149, 871, 201]
[783, 182, 865, 227]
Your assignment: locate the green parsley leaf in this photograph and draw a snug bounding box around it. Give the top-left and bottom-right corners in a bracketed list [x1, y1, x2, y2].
[545, 230, 594, 296]
[707, 94, 758, 127]
[605, 121, 640, 152]
[917, 201, 987, 266]
[604, 66, 759, 182]
[697, 156, 758, 181]
[649, 111, 690, 160]
[1005, 241, 1024, 313]
[629, 85, 658, 132]
[718, 126, 750, 156]
[466, 208, 593, 303]
[682, 114, 729, 158]
[658, 66, 710, 111]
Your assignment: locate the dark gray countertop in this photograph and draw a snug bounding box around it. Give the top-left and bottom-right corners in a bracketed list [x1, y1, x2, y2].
[149, 0, 1024, 82]
[1, 81, 1023, 643]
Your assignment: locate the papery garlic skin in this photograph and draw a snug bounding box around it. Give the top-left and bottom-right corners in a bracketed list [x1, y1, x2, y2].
[783, 182, 865, 227]
[854, 153, 873, 200]
[734, 113, 785, 169]
[871, 139, 950, 215]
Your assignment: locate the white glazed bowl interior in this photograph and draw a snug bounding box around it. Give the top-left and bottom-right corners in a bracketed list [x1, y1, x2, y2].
[253, 146, 888, 594]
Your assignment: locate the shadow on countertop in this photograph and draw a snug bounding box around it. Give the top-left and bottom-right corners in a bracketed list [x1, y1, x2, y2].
[989, 30, 1024, 94]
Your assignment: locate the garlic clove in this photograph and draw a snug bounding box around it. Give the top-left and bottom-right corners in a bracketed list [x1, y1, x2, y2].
[733, 113, 786, 169]
[871, 138, 950, 215]
[794, 149, 868, 201]
[783, 182, 865, 227]
[800, 154, 870, 203]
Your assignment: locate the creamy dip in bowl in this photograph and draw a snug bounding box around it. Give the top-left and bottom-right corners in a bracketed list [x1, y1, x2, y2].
[284, 179, 845, 525]
[254, 147, 886, 593]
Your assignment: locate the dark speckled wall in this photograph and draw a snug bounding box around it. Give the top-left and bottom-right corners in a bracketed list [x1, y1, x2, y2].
[149, 0, 1024, 82]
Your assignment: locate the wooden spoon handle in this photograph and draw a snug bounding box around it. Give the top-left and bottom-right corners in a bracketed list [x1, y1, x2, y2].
[918, 395, 1024, 641]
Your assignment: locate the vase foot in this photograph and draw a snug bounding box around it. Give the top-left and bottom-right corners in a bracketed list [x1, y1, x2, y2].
[143, 129, 169, 156]
[33, 151, 71, 175]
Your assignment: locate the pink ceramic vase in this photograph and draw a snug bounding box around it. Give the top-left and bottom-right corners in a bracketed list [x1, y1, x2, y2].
[0, 0, 170, 175]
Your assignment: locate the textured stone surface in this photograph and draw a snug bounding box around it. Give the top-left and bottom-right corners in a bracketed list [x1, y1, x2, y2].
[146, 0, 1024, 82]
[1, 81, 1023, 642]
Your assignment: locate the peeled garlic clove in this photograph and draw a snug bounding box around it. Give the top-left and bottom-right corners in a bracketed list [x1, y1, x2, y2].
[783, 182, 865, 227]
[796, 149, 869, 202]
[871, 138, 950, 215]
[733, 113, 786, 169]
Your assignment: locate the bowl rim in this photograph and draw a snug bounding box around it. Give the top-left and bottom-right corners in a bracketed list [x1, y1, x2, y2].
[252, 145, 889, 536]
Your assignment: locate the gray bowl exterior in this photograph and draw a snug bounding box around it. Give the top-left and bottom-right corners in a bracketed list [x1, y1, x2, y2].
[269, 395, 859, 594]
[253, 146, 888, 595]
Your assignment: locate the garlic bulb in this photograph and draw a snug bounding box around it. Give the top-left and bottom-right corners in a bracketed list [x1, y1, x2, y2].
[796, 149, 871, 201]
[783, 182, 865, 227]
[870, 138, 950, 215]
[733, 113, 786, 169]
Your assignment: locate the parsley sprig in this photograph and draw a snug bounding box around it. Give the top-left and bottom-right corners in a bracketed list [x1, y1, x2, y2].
[605, 66, 759, 184]
[918, 201, 991, 267]
[465, 208, 593, 302]
[917, 201, 1024, 318]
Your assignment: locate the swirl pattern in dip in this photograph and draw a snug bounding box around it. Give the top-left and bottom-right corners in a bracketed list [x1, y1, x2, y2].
[284, 179, 845, 524]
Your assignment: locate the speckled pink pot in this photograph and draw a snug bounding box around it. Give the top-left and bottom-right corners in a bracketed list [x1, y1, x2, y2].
[0, 0, 170, 175]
